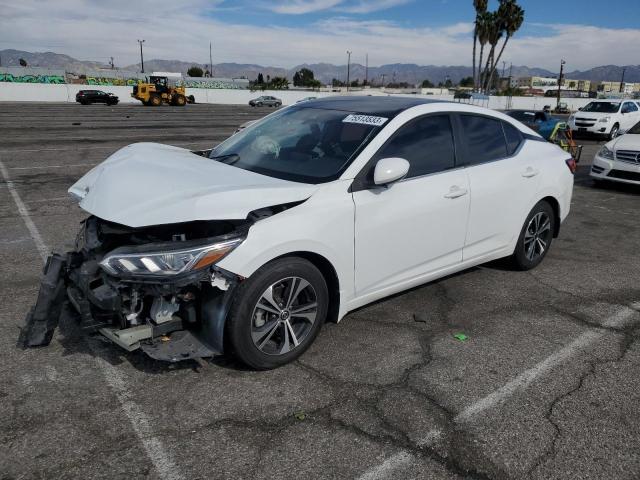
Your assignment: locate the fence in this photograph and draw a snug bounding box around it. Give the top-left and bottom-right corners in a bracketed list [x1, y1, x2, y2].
[0, 67, 250, 90]
[0, 67, 66, 84]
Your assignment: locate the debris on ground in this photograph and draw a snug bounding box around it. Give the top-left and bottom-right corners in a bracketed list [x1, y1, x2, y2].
[293, 411, 307, 421]
[413, 313, 428, 323]
[453, 333, 469, 342]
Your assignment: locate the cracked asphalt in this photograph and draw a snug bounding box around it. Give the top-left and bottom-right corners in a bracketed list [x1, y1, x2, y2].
[1, 102, 639, 480]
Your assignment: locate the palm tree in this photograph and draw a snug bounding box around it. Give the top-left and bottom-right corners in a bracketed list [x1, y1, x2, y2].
[472, 0, 488, 91]
[487, 0, 525, 91]
[475, 11, 491, 91]
[479, 11, 503, 92]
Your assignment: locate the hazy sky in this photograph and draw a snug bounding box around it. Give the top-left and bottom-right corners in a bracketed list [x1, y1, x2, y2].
[2, 0, 639, 70]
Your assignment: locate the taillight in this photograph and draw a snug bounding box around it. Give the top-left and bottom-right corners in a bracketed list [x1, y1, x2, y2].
[565, 158, 577, 174]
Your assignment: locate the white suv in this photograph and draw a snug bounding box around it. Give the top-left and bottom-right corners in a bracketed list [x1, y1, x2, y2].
[569, 100, 640, 139]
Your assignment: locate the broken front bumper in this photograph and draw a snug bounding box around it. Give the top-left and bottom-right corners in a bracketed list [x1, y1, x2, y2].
[19, 250, 238, 362]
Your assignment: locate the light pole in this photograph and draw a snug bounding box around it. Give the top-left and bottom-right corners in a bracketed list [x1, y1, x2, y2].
[209, 41, 213, 78]
[346, 51, 352, 91]
[365, 53, 368, 86]
[556, 59, 565, 109]
[619, 67, 626, 94]
[137, 39, 145, 73]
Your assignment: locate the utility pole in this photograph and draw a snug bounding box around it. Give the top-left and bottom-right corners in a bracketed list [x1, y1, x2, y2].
[365, 53, 369, 86]
[209, 42, 213, 78]
[381, 73, 386, 87]
[137, 39, 145, 73]
[109, 57, 115, 69]
[346, 51, 352, 91]
[556, 59, 565, 109]
[619, 67, 626, 94]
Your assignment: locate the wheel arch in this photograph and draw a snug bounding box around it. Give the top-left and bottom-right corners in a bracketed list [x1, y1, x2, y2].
[539, 195, 561, 238]
[272, 251, 341, 324]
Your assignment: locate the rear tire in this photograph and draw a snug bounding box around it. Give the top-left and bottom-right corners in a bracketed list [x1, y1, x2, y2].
[226, 257, 328, 370]
[510, 201, 556, 271]
[173, 94, 186, 106]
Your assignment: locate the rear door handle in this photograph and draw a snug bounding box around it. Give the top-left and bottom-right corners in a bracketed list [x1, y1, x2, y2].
[444, 186, 468, 199]
[522, 167, 540, 178]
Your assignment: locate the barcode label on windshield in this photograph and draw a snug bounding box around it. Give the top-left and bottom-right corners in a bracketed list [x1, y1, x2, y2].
[343, 114, 388, 127]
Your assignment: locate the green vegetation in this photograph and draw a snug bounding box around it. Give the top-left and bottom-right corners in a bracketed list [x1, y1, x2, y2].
[293, 68, 322, 89]
[472, 0, 525, 93]
[187, 66, 203, 77]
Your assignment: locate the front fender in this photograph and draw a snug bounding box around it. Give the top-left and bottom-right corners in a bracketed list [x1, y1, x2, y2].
[217, 180, 355, 307]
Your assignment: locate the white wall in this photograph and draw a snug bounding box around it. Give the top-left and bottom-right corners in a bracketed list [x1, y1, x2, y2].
[0, 82, 595, 111]
[0, 83, 333, 105]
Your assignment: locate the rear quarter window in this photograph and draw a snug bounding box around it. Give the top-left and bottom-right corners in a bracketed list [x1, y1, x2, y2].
[502, 122, 523, 155]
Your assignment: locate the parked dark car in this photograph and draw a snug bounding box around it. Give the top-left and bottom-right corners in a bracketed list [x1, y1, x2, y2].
[249, 96, 282, 107]
[76, 90, 119, 105]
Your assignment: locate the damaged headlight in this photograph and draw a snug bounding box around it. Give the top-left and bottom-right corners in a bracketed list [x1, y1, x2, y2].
[100, 237, 243, 277]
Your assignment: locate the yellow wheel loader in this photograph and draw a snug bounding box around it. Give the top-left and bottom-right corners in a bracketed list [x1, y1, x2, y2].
[131, 76, 187, 106]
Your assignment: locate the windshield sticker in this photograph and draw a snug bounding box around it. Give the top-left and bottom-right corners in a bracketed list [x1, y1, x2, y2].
[343, 114, 388, 127]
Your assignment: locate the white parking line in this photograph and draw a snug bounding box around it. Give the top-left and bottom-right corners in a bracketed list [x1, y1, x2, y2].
[454, 306, 638, 423]
[357, 451, 414, 480]
[369, 306, 638, 479]
[0, 158, 185, 480]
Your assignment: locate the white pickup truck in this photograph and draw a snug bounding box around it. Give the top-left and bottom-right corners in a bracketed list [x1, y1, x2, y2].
[568, 100, 640, 140]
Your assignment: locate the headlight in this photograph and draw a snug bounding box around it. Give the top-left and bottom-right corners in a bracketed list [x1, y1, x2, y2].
[597, 145, 614, 160]
[100, 237, 244, 277]
[598, 116, 611, 123]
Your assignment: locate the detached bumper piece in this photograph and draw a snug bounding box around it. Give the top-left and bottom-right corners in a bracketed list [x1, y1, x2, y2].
[19, 254, 68, 348]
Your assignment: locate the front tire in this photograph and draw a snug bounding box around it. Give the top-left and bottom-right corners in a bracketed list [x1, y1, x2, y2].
[609, 123, 619, 140]
[510, 201, 556, 271]
[226, 257, 328, 370]
[149, 94, 162, 106]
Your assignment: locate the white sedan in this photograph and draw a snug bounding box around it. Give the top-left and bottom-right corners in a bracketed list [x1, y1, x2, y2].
[22, 97, 575, 369]
[591, 120, 640, 185]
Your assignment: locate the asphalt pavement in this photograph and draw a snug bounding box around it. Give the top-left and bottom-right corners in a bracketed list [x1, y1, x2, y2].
[0, 102, 639, 480]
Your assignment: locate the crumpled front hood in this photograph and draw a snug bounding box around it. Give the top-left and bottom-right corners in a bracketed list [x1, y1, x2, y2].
[69, 143, 317, 228]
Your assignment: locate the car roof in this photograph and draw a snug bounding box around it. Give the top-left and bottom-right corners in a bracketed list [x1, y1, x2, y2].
[298, 95, 447, 117]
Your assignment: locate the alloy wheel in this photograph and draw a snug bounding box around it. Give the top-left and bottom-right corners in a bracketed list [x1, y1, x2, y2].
[250, 277, 318, 356]
[524, 212, 552, 261]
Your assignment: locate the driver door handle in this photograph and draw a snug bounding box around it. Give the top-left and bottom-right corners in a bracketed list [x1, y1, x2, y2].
[522, 167, 540, 178]
[444, 185, 468, 199]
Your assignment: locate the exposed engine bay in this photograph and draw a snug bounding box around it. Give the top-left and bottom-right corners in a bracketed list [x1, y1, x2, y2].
[19, 204, 297, 362]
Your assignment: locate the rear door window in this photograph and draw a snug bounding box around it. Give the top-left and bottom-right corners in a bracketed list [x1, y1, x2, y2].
[459, 115, 508, 165]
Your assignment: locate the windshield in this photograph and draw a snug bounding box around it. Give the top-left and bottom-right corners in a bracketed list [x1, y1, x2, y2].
[209, 106, 382, 183]
[628, 121, 640, 135]
[581, 102, 620, 113]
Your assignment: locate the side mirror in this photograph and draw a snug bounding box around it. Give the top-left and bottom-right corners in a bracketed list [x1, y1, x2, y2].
[373, 157, 410, 186]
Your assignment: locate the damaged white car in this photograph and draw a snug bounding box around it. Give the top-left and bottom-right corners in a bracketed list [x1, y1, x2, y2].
[20, 97, 575, 369]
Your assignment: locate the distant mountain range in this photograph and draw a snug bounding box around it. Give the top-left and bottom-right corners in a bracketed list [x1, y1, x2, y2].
[1, 49, 638, 85]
